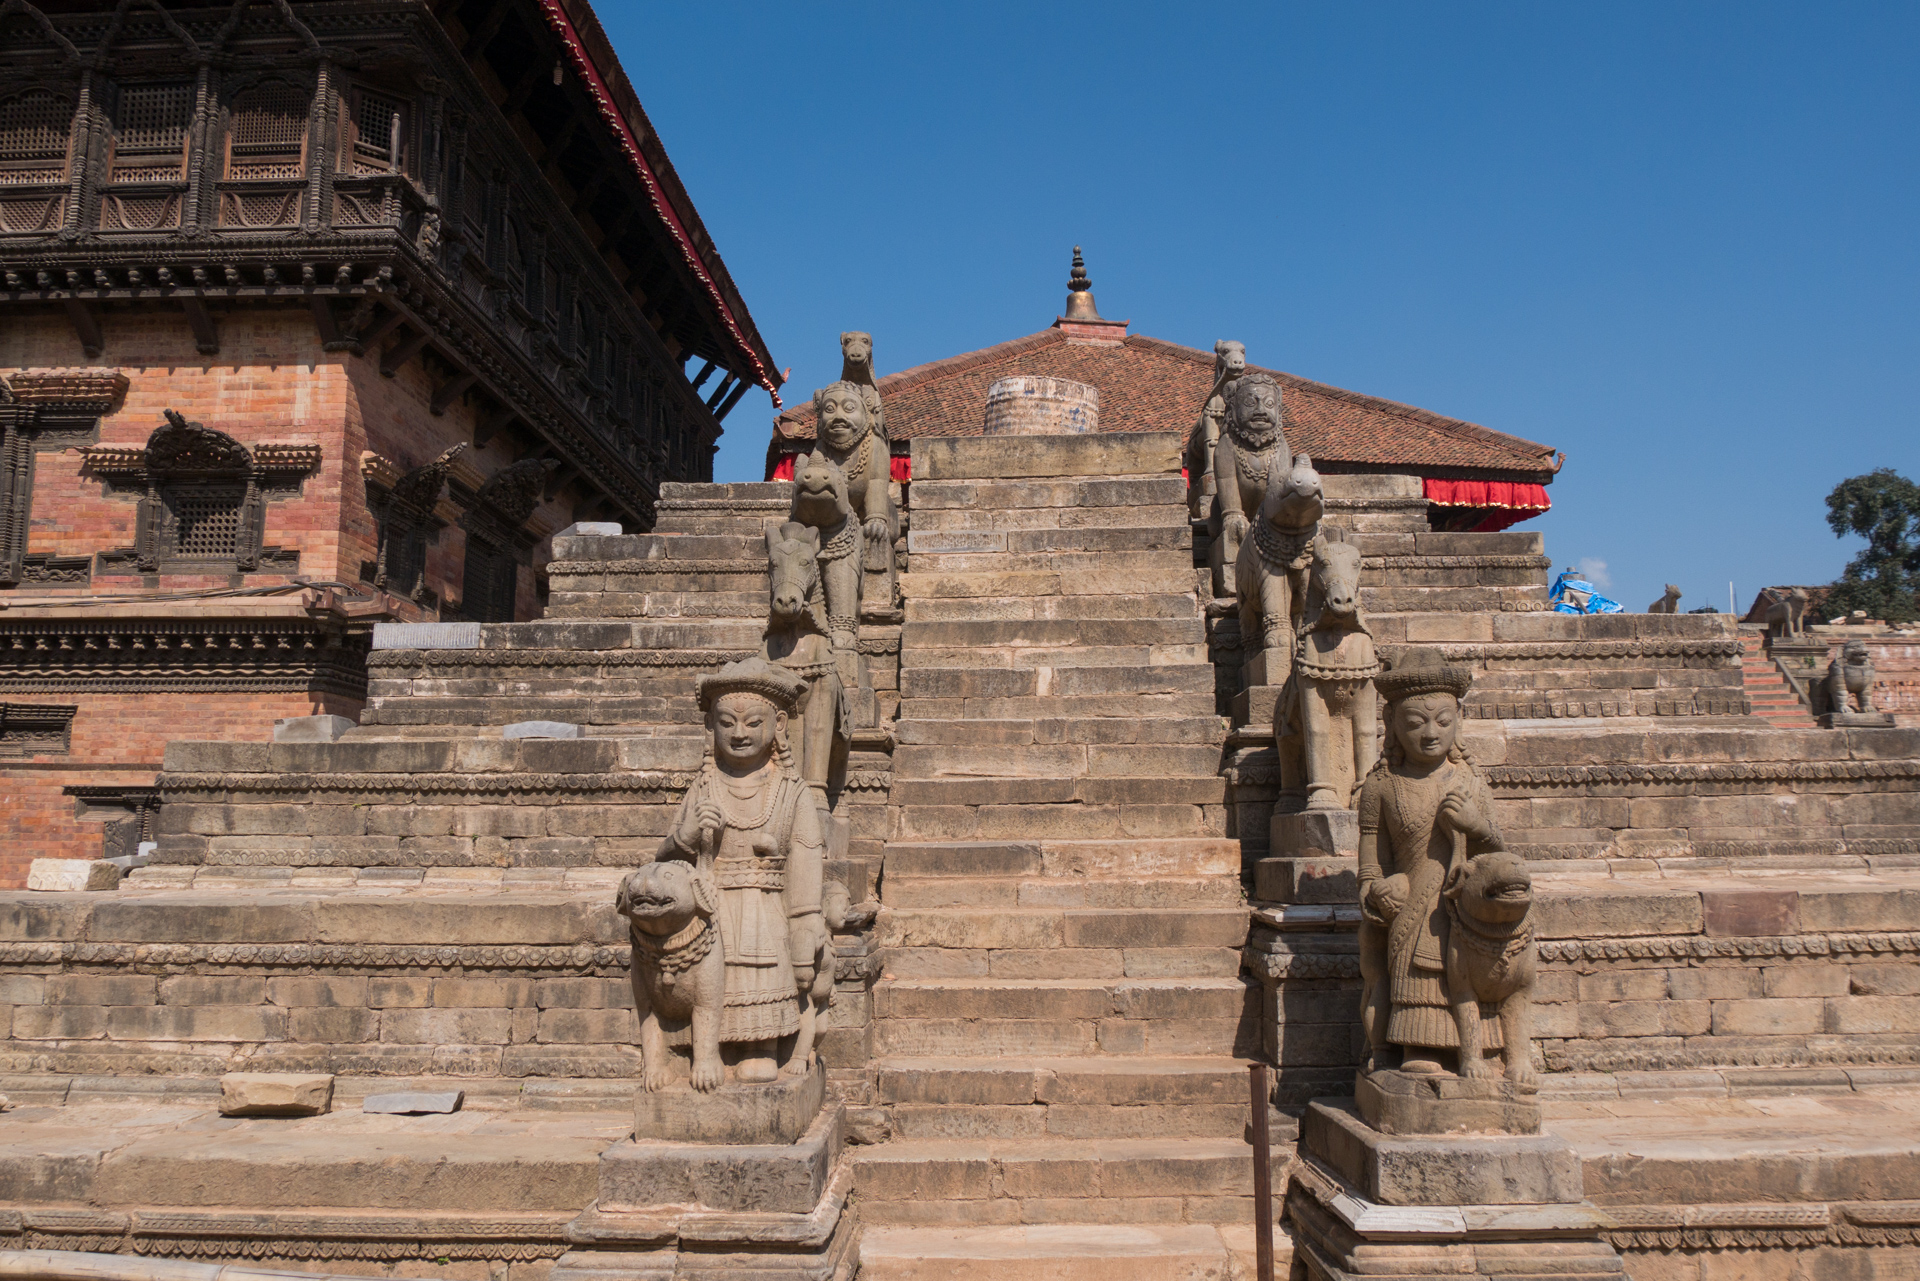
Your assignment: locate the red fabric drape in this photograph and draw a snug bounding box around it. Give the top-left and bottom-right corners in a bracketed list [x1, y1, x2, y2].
[1422, 478, 1551, 511]
[769, 453, 911, 482]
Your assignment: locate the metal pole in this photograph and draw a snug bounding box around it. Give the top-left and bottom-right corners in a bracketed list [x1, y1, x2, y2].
[1250, 1062, 1275, 1281]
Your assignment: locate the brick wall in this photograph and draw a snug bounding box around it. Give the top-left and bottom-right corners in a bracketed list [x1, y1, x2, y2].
[0, 687, 362, 887]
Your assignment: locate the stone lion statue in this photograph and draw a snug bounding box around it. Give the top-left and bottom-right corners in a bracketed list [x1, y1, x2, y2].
[1827, 638, 1878, 714]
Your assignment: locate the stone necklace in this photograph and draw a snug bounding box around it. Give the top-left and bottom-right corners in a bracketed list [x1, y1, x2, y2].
[711, 767, 779, 831]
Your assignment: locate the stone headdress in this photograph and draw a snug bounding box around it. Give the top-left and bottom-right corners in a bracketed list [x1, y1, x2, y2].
[1375, 647, 1473, 703]
[698, 656, 806, 716]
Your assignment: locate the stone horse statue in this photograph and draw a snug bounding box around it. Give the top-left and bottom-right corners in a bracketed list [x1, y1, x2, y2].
[762, 519, 846, 811]
[1278, 531, 1382, 811]
[1235, 453, 1325, 689]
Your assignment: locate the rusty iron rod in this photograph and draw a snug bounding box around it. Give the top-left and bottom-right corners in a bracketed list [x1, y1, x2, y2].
[1250, 1062, 1275, 1281]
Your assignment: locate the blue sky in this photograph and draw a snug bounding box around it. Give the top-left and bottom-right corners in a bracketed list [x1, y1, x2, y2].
[606, 2, 1918, 615]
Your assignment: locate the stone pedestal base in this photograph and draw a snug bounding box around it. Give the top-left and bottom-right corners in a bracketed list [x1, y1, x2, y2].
[634, 1061, 825, 1145]
[1259, 810, 1360, 906]
[1356, 1068, 1541, 1137]
[1270, 809, 1359, 857]
[567, 1102, 856, 1280]
[1820, 710, 1896, 728]
[1288, 1099, 1623, 1280]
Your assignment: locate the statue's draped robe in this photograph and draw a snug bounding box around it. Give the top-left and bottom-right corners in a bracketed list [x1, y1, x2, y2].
[669, 767, 823, 1044]
[1358, 760, 1504, 1051]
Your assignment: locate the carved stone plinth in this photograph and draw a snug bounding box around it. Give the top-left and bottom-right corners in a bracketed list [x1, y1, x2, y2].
[1356, 1068, 1541, 1138]
[566, 1101, 857, 1280]
[634, 1061, 826, 1146]
[1288, 1101, 1624, 1280]
[1260, 809, 1361, 905]
[1821, 710, 1896, 729]
[1271, 809, 1358, 858]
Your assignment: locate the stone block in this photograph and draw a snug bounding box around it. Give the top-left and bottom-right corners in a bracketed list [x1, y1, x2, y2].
[363, 1090, 464, 1114]
[556, 522, 623, 537]
[218, 1072, 333, 1116]
[1270, 810, 1359, 858]
[371, 621, 482, 649]
[1305, 1100, 1584, 1206]
[633, 1061, 825, 1145]
[1702, 889, 1800, 937]
[504, 720, 585, 740]
[272, 715, 355, 742]
[912, 432, 1181, 481]
[598, 1104, 842, 1215]
[26, 859, 121, 891]
[48, 974, 154, 1006]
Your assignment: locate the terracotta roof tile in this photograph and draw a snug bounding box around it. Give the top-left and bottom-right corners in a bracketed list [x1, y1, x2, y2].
[769, 329, 1560, 482]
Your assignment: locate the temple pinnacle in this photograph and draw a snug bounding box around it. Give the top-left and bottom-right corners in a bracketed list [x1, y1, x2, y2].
[1062, 245, 1104, 321]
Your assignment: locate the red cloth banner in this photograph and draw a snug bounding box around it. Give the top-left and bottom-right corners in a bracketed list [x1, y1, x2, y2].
[769, 453, 911, 483]
[1421, 478, 1551, 511]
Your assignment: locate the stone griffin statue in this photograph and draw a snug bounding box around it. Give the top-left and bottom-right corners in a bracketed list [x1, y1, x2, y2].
[788, 449, 864, 652]
[1356, 649, 1538, 1119]
[1185, 340, 1248, 523]
[762, 519, 847, 811]
[644, 657, 829, 1086]
[1235, 452, 1324, 690]
[1766, 587, 1809, 639]
[1209, 372, 1290, 596]
[1278, 530, 1381, 811]
[1827, 637, 1879, 714]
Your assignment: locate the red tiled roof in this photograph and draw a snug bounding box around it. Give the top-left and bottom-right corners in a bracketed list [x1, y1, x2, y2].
[768, 329, 1561, 482]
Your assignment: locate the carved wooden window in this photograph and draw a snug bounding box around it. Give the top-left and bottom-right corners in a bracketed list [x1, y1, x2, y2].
[0, 703, 76, 757]
[0, 89, 74, 185]
[226, 82, 309, 180]
[542, 260, 561, 325]
[108, 82, 193, 182]
[342, 86, 406, 175]
[461, 164, 490, 261]
[162, 484, 247, 559]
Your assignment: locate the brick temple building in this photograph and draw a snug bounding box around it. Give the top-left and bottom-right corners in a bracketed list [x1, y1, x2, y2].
[767, 253, 1563, 535]
[0, 0, 780, 884]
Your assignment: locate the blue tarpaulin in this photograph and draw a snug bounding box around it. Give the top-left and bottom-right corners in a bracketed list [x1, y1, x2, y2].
[1550, 569, 1624, 615]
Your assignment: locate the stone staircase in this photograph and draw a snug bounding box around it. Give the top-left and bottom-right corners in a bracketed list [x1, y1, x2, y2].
[1740, 628, 1818, 727]
[856, 432, 1272, 1242]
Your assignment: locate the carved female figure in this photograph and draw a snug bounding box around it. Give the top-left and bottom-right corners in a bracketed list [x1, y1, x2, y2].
[1356, 649, 1507, 1076]
[660, 658, 829, 1083]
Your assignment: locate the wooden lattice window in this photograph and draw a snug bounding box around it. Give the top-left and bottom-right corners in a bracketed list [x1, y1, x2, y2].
[226, 82, 309, 180]
[342, 86, 406, 175]
[163, 483, 246, 559]
[109, 82, 193, 182]
[0, 89, 74, 185]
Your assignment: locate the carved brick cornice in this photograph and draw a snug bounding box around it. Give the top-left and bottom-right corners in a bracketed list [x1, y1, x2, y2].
[0, 618, 368, 697]
[365, 647, 752, 669]
[1485, 760, 1920, 789]
[1437, 639, 1744, 661]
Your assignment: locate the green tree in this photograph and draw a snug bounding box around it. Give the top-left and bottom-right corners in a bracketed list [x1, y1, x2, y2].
[1824, 468, 1920, 624]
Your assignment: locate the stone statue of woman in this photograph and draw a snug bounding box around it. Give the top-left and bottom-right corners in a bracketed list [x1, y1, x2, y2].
[1355, 648, 1506, 1077]
[661, 657, 829, 1083]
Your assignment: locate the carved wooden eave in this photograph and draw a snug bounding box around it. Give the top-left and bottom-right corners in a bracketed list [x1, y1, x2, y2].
[79, 439, 320, 481]
[1, 369, 129, 411]
[0, 610, 371, 697]
[360, 450, 403, 489]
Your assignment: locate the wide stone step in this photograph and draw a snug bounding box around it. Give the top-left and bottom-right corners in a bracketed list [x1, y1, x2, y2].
[904, 644, 1210, 671]
[859, 1224, 1273, 1280]
[885, 875, 1240, 910]
[874, 978, 1256, 1059]
[902, 619, 1205, 649]
[898, 693, 1221, 722]
[908, 526, 1191, 556]
[895, 743, 1223, 780]
[851, 1135, 1282, 1227]
[884, 839, 1241, 880]
[0, 1094, 621, 1211]
[901, 665, 1216, 700]
[872, 1056, 1280, 1141]
[878, 908, 1248, 954]
[889, 801, 1226, 842]
[896, 716, 1227, 747]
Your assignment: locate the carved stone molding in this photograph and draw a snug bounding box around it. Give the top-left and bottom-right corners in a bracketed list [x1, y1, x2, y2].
[366, 648, 753, 669]
[1438, 639, 1745, 661]
[1486, 760, 1920, 789]
[1538, 930, 1920, 964]
[158, 770, 697, 798]
[0, 940, 630, 972]
[1464, 695, 1750, 719]
[545, 557, 763, 575]
[1361, 554, 1551, 571]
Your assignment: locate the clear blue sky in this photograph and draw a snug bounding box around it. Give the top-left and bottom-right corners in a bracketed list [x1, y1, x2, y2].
[605, 2, 1918, 615]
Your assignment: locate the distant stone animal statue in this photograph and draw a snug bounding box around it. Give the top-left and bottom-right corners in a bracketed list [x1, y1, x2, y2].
[762, 520, 846, 809]
[618, 859, 727, 1093]
[1766, 588, 1809, 639]
[1185, 339, 1248, 522]
[1827, 638, 1879, 713]
[788, 449, 864, 649]
[1443, 849, 1538, 1088]
[1280, 531, 1381, 811]
[1235, 452, 1324, 688]
[1647, 584, 1682, 614]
